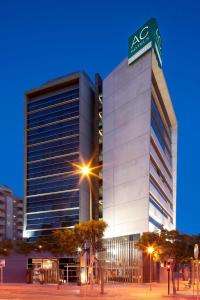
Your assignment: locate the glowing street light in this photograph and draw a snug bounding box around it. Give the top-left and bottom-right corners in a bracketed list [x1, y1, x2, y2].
[147, 246, 154, 254]
[72, 159, 100, 221]
[72, 159, 101, 286]
[80, 164, 93, 221]
[147, 246, 154, 290]
[82, 166, 90, 176]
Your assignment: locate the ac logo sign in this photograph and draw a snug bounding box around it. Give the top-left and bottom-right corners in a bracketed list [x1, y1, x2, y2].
[128, 18, 162, 68]
[131, 26, 149, 48]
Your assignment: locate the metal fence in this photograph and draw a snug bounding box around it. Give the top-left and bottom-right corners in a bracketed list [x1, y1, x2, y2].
[27, 239, 143, 285]
[96, 238, 143, 283]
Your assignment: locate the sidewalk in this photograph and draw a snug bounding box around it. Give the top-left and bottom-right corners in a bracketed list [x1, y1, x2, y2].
[0, 282, 198, 300]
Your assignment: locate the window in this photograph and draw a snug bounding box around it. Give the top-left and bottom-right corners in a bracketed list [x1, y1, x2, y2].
[149, 198, 168, 219]
[151, 99, 172, 165]
[27, 88, 79, 112]
[149, 216, 162, 229]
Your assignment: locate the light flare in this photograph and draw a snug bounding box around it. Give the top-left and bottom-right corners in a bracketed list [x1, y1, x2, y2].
[71, 155, 102, 185]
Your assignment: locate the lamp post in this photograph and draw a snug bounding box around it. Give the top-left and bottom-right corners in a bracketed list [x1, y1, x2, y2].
[81, 166, 92, 221]
[73, 161, 101, 286]
[79, 164, 94, 285]
[147, 246, 154, 291]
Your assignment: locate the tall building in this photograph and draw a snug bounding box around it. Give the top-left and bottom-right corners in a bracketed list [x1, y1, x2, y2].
[24, 18, 177, 242]
[0, 186, 23, 240]
[24, 72, 95, 240]
[103, 19, 177, 239]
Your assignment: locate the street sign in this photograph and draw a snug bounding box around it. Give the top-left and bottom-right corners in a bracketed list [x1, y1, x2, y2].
[194, 244, 199, 259]
[0, 259, 5, 268]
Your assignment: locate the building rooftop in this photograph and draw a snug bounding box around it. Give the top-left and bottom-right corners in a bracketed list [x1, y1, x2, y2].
[25, 71, 95, 98]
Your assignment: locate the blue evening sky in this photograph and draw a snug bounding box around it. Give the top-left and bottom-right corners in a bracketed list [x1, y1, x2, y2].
[0, 0, 199, 234]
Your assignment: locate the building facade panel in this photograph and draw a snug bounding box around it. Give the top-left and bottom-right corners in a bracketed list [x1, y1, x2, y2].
[103, 47, 177, 237]
[103, 52, 152, 238]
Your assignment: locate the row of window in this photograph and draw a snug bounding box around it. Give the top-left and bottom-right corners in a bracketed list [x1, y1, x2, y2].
[149, 216, 162, 229]
[28, 153, 78, 170]
[28, 157, 77, 172]
[27, 201, 79, 213]
[27, 178, 79, 195]
[27, 208, 79, 221]
[27, 215, 78, 227]
[149, 198, 168, 219]
[27, 190, 79, 203]
[27, 148, 79, 163]
[27, 88, 79, 112]
[26, 218, 79, 230]
[28, 107, 79, 129]
[28, 135, 79, 153]
[28, 118, 79, 138]
[26, 230, 53, 239]
[28, 101, 79, 128]
[151, 100, 171, 141]
[150, 178, 173, 209]
[27, 138, 79, 162]
[27, 161, 78, 179]
[150, 159, 172, 195]
[28, 173, 79, 187]
[27, 181, 79, 196]
[151, 118, 171, 165]
[151, 139, 172, 181]
[28, 141, 79, 159]
[28, 124, 79, 145]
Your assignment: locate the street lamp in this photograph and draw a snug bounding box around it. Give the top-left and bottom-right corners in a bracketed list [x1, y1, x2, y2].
[147, 246, 154, 290]
[72, 161, 97, 285]
[73, 160, 100, 221]
[80, 165, 93, 221]
[80, 164, 94, 286]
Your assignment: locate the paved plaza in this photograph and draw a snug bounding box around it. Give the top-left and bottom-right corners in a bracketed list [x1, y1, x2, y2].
[0, 282, 198, 300]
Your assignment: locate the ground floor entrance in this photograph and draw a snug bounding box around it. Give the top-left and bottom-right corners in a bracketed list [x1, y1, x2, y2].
[27, 257, 79, 284]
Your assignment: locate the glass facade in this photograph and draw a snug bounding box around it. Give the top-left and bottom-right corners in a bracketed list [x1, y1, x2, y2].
[149, 96, 174, 231]
[25, 86, 81, 239]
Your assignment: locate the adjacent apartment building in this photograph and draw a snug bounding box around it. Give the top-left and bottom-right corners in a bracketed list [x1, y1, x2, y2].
[0, 186, 23, 240]
[24, 18, 177, 242]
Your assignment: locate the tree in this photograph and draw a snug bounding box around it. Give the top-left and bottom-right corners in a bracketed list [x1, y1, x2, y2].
[74, 220, 107, 284]
[0, 240, 13, 256]
[74, 220, 107, 252]
[50, 229, 76, 256]
[15, 241, 35, 255]
[137, 229, 196, 294]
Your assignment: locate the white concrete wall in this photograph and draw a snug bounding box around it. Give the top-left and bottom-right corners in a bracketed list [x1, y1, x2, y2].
[103, 52, 152, 238]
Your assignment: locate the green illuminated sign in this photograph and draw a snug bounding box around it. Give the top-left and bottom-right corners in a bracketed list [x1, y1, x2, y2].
[128, 18, 162, 68]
